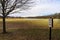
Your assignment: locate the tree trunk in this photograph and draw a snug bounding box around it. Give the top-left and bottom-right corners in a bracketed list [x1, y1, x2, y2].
[2, 16, 6, 33]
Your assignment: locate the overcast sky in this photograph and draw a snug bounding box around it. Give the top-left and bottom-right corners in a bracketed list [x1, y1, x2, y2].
[9, 0, 60, 17]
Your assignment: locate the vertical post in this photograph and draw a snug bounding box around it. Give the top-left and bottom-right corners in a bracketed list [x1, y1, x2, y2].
[49, 17, 53, 40]
[49, 27, 52, 40]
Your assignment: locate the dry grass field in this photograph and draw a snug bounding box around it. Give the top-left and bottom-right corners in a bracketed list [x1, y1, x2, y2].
[0, 18, 60, 40]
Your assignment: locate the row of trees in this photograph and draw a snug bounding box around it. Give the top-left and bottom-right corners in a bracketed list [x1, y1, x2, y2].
[54, 13, 60, 19]
[0, 0, 34, 34]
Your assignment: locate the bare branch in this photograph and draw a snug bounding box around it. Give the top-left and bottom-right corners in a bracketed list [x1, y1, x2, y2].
[0, 0, 34, 17]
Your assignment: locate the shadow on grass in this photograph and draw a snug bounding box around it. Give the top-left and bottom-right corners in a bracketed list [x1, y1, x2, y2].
[0, 28, 60, 40]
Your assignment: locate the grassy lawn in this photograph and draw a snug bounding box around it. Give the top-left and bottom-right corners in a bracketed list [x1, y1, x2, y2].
[0, 18, 60, 29]
[0, 18, 60, 40]
[0, 29, 60, 40]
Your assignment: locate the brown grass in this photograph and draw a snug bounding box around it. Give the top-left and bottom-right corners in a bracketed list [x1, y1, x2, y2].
[0, 18, 60, 40]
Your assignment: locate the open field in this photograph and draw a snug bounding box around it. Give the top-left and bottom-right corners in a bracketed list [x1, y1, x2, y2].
[0, 18, 60, 40]
[0, 18, 60, 29]
[0, 29, 60, 40]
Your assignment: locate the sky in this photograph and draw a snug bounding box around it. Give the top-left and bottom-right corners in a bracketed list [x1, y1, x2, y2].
[8, 0, 60, 17]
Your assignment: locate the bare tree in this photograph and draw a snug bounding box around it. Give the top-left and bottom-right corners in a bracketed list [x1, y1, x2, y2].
[0, 0, 33, 33]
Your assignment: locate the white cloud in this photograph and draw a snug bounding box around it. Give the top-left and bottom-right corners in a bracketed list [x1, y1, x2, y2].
[8, 0, 60, 17]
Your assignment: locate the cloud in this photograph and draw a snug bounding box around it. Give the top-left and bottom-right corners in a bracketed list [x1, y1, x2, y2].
[8, 0, 60, 17]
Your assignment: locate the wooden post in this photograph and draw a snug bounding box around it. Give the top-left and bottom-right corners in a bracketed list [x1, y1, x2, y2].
[49, 17, 53, 40]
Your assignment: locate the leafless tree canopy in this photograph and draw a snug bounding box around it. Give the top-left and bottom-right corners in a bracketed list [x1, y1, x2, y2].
[0, 0, 33, 17]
